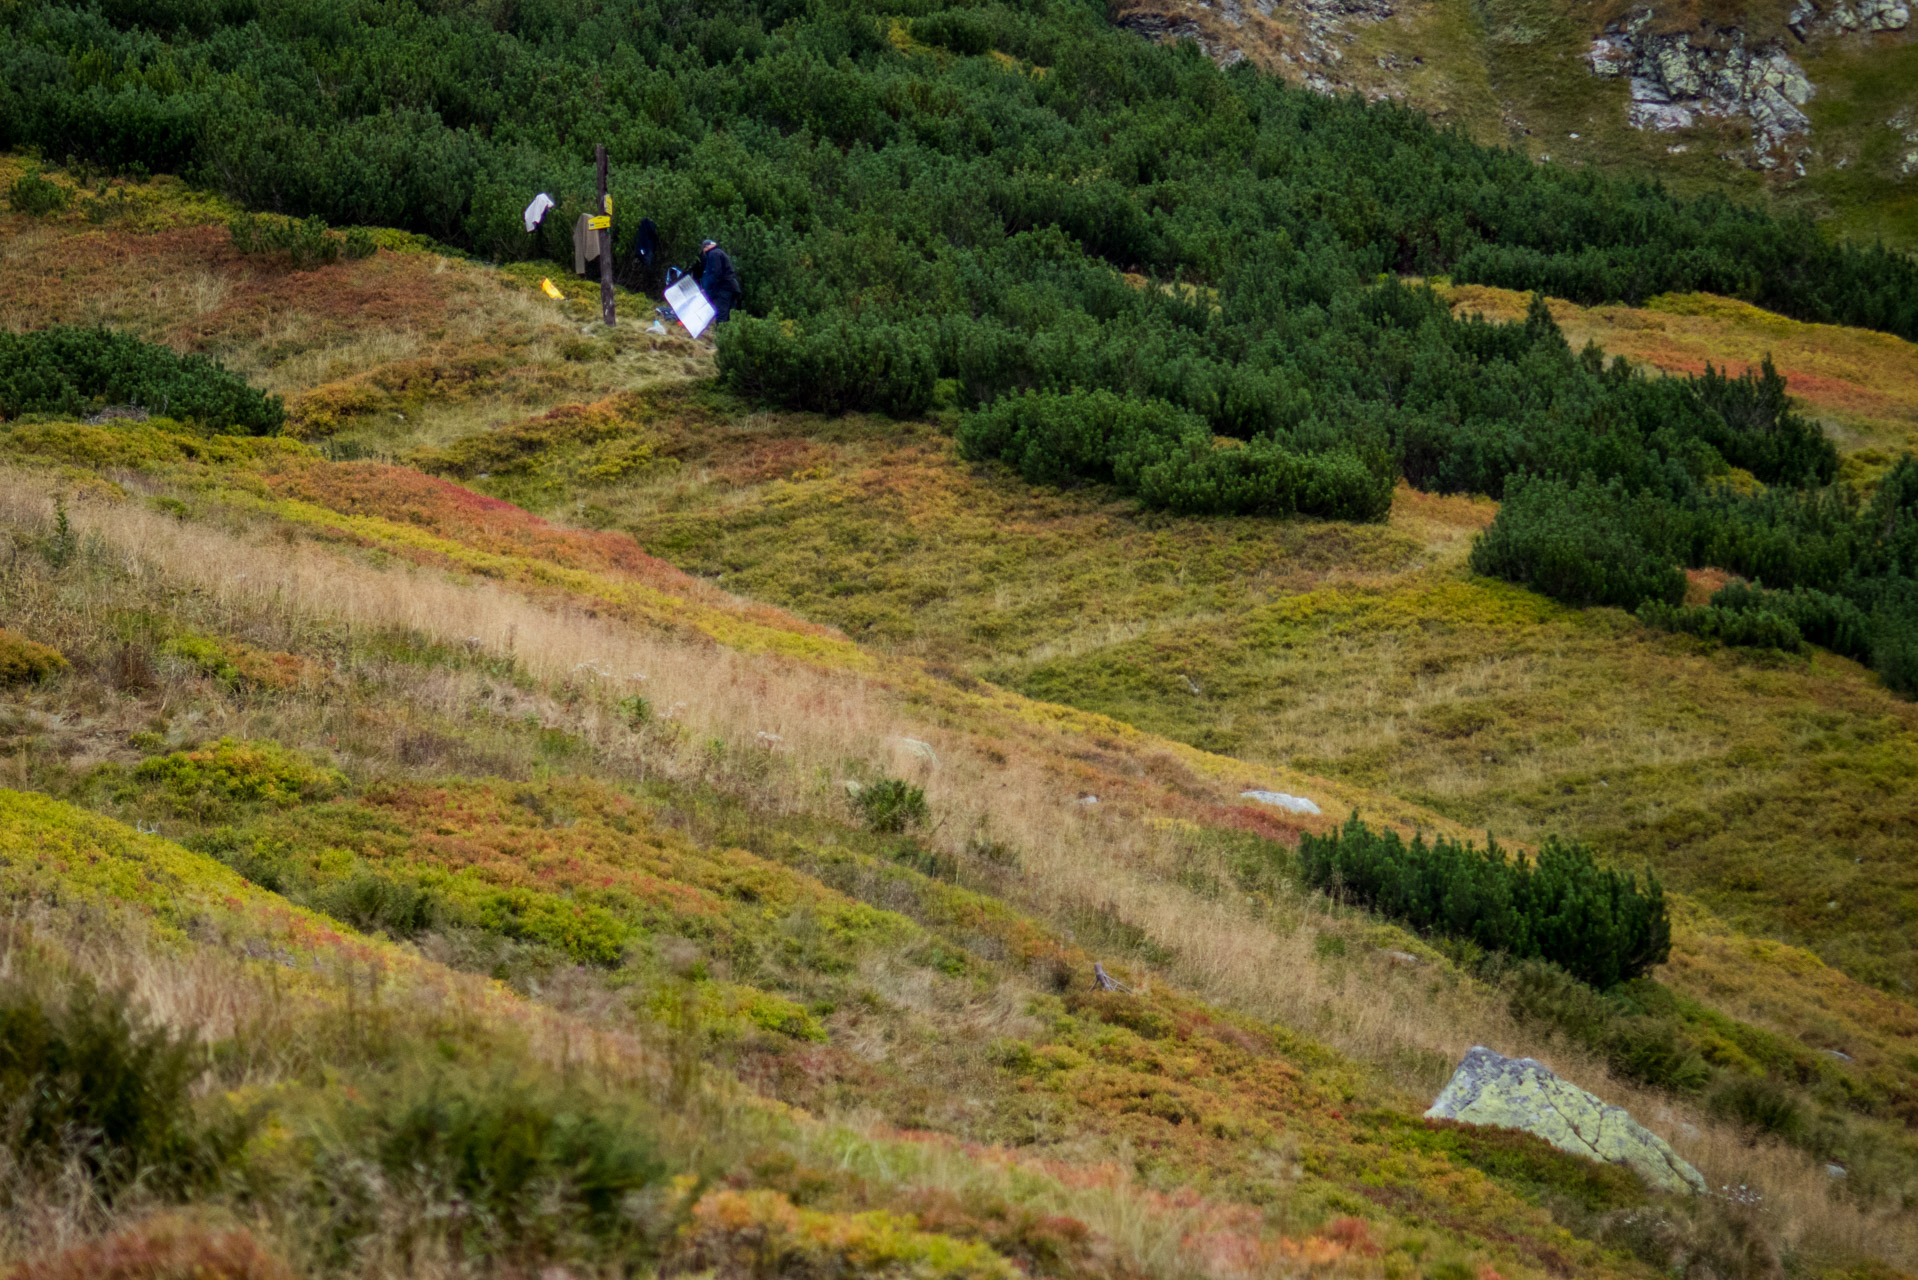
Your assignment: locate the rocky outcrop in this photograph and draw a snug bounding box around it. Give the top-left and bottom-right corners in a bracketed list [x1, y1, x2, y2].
[1893, 108, 1918, 176]
[1788, 0, 1911, 35]
[1588, 0, 1907, 168]
[1587, 17, 1815, 164]
[1428, 1046, 1708, 1196]
[1110, 0, 1394, 93]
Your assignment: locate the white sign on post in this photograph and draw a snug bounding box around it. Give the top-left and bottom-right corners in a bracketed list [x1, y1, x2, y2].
[664, 276, 717, 339]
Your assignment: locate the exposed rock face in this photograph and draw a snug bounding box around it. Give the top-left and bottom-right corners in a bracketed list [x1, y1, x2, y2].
[1587, 15, 1816, 164]
[1111, 0, 1395, 93]
[1789, 0, 1911, 35]
[1428, 1046, 1708, 1196]
[1588, 0, 1906, 168]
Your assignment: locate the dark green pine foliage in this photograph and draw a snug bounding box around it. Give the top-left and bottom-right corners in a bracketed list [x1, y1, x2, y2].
[956, 388, 1395, 520]
[1475, 454, 1918, 695]
[1298, 814, 1671, 988]
[0, 0, 1906, 489]
[0, 326, 285, 434]
[3, 0, 1913, 675]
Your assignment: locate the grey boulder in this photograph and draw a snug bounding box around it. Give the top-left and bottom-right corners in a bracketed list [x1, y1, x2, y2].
[1427, 1046, 1708, 1196]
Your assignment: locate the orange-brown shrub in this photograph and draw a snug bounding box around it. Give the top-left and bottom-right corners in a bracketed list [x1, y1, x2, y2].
[0, 628, 68, 685]
[7, 1216, 294, 1280]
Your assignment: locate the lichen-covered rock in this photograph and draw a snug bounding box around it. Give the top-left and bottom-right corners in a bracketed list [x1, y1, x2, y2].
[1427, 1046, 1708, 1196]
[1590, 20, 1815, 161]
[1795, 0, 1910, 31]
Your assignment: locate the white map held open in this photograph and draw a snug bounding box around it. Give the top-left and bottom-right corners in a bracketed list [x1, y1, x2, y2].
[664, 276, 716, 339]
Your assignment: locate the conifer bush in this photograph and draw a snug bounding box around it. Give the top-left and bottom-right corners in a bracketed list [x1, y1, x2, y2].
[717, 313, 936, 418]
[6, 168, 69, 216]
[850, 777, 930, 834]
[0, 327, 284, 435]
[1467, 475, 1687, 610]
[229, 212, 376, 269]
[1710, 581, 1872, 657]
[1635, 600, 1807, 652]
[1298, 814, 1670, 988]
[1469, 456, 1918, 695]
[957, 390, 1394, 520]
[320, 1076, 668, 1263]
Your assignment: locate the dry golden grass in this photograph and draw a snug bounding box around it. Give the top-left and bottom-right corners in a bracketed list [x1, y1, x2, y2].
[5, 469, 1911, 1274]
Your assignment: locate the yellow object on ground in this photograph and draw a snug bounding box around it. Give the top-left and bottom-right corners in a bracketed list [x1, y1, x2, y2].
[540, 278, 564, 299]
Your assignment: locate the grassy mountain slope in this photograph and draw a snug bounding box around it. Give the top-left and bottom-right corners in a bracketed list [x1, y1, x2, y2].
[5, 169, 1918, 1277]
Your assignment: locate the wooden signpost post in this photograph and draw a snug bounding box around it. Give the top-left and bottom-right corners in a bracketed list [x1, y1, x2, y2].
[596, 143, 615, 327]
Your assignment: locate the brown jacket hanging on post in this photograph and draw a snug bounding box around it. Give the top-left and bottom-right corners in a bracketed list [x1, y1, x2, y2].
[573, 213, 599, 276]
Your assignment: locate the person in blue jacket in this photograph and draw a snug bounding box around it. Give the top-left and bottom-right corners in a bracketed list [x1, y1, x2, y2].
[698, 239, 741, 325]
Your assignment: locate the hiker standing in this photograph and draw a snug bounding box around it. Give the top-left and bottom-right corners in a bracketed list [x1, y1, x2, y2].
[698, 239, 741, 325]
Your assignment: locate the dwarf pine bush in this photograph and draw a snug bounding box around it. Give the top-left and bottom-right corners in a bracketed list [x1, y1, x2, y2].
[1473, 457, 1918, 694]
[316, 1075, 668, 1265]
[1468, 474, 1687, 610]
[1635, 600, 1807, 652]
[1711, 581, 1872, 657]
[229, 212, 376, 269]
[957, 389, 1394, 520]
[717, 313, 936, 418]
[6, 169, 69, 216]
[0, 327, 283, 435]
[850, 777, 930, 834]
[1298, 814, 1670, 988]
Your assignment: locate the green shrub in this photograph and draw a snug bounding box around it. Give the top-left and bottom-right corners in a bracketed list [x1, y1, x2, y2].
[163, 631, 239, 681]
[133, 737, 347, 815]
[1635, 600, 1807, 652]
[1298, 814, 1669, 988]
[0, 975, 238, 1196]
[0, 326, 284, 435]
[6, 169, 70, 216]
[477, 890, 632, 966]
[1473, 456, 1918, 698]
[0, 627, 68, 685]
[320, 1075, 668, 1263]
[230, 213, 376, 269]
[958, 389, 1393, 521]
[1507, 961, 1710, 1093]
[850, 777, 930, 834]
[718, 313, 936, 418]
[1708, 1076, 1804, 1140]
[617, 694, 653, 727]
[311, 872, 439, 939]
[1469, 474, 1685, 610]
[1874, 600, 1918, 698]
[1711, 581, 1871, 657]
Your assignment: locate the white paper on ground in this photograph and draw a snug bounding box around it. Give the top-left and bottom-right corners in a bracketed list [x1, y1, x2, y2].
[664, 277, 717, 339]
